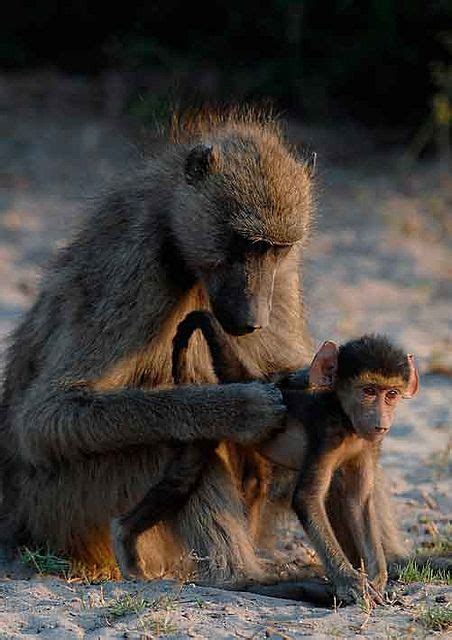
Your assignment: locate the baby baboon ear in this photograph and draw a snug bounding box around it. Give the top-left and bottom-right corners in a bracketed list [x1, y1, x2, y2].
[309, 340, 338, 389]
[403, 354, 420, 398]
[306, 151, 317, 176]
[185, 143, 218, 184]
[297, 145, 317, 176]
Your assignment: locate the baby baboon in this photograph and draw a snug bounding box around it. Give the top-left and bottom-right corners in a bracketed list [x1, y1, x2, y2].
[119, 310, 419, 604]
[0, 108, 314, 584]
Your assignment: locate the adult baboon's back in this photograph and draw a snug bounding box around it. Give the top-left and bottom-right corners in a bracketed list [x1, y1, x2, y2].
[0, 109, 314, 584]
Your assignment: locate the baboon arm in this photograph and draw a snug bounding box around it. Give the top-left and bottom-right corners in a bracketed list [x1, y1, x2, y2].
[14, 381, 282, 466]
[292, 462, 357, 582]
[362, 498, 387, 587]
[339, 495, 387, 589]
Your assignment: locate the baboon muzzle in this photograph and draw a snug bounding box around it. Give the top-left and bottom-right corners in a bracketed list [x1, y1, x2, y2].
[204, 258, 275, 336]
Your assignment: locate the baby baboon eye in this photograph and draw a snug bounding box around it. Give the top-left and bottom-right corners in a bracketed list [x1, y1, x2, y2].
[386, 389, 399, 401]
[362, 386, 376, 397]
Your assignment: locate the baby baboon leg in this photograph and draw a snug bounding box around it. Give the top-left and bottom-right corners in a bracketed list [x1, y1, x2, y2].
[325, 481, 361, 567]
[175, 452, 264, 586]
[112, 443, 214, 580]
[327, 471, 387, 594]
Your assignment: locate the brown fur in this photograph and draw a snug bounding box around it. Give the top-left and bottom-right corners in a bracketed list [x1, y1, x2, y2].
[113, 312, 415, 604]
[121, 313, 416, 604]
[0, 109, 314, 585]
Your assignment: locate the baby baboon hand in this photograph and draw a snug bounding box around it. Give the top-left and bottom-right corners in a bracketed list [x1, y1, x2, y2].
[229, 382, 286, 445]
[333, 572, 385, 606]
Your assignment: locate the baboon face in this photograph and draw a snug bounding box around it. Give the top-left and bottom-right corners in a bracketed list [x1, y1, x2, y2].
[338, 382, 404, 441]
[309, 338, 419, 442]
[176, 133, 313, 335]
[202, 240, 292, 335]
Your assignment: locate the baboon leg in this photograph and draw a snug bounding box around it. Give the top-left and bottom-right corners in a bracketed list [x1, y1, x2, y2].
[170, 452, 264, 586]
[293, 464, 384, 605]
[16, 445, 259, 583]
[112, 442, 215, 580]
[362, 497, 387, 591]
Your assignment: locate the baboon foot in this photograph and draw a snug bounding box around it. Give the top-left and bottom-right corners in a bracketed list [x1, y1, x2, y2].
[333, 574, 385, 606]
[110, 518, 146, 580]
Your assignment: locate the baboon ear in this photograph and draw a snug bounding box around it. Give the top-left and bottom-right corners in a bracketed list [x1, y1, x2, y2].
[185, 143, 218, 184]
[309, 340, 338, 389]
[403, 354, 419, 398]
[297, 145, 317, 176]
[306, 151, 317, 175]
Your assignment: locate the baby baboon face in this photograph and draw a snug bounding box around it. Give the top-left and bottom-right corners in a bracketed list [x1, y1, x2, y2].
[175, 130, 314, 335]
[336, 344, 420, 441]
[338, 381, 405, 441]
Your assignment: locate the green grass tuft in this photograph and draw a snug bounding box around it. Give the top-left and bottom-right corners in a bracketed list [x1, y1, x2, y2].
[106, 592, 149, 619]
[417, 604, 452, 632]
[397, 558, 451, 585]
[19, 547, 71, 576]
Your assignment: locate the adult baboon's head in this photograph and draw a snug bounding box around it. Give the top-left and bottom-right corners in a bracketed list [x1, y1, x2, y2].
[172, 115, 315, 336]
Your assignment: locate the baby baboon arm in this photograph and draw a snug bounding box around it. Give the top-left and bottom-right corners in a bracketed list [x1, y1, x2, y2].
[363, 497, 388, 591]
[337, 492, 387, 594]
[173, 310, 255, 384]
[15, 381, 285, 466]
[293, 461, 353, 579]
[292, 460, 384, 605]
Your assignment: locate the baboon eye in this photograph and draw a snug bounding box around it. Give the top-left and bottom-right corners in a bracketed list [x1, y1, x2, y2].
[251, 241, 292, 256]
[386, 389, 399, 401]
[362, 386, 376, 397]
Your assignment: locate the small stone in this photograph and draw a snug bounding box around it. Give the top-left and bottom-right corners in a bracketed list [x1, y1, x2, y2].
[435, 594, 448, 603]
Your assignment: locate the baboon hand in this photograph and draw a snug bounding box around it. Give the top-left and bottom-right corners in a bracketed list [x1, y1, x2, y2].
[228, 382, 286, 445]
[333, 572, 385, 606]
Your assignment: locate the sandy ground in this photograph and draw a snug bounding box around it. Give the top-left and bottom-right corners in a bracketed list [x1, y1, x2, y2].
[0, 78, 451, 638]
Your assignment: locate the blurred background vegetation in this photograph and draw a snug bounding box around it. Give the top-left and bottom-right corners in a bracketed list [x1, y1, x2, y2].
[2, 0, 451, 136]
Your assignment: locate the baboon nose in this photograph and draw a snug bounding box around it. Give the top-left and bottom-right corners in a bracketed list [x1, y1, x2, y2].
[374, 426, 389, 433]
[244, 324, 262, 333]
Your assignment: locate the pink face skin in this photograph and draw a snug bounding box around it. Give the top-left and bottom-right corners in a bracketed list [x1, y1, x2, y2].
[337, 382, 405, 441]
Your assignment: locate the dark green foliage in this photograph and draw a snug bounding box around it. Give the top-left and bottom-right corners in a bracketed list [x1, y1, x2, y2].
[2, 1, 450, 125]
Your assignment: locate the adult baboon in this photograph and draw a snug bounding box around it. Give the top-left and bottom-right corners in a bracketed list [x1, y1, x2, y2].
[0, 109, 314, 585]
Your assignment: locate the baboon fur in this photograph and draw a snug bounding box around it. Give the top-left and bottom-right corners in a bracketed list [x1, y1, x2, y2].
[0, 108, 314, 585]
